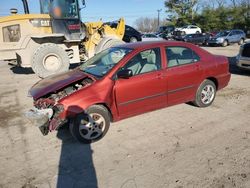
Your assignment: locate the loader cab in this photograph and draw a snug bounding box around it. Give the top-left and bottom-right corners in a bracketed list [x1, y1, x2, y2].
[40, 0, 85, 41]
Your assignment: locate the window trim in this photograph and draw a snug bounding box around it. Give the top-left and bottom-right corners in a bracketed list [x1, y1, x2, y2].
[2, 24, 21, 43]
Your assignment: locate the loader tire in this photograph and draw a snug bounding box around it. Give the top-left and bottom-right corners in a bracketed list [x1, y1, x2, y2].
[32, 43, 70, 78]
[95, 38, 125, 55]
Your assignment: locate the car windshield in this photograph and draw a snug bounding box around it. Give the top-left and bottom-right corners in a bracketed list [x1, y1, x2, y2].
[216, 31, 230, 37]
[80, 47, 132, 78]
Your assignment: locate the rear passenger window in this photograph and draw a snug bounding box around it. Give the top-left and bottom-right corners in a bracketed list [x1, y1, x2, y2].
[230, 31, 236, 36]
[236, 30, 244, 35]
[165, 47, 200, 68]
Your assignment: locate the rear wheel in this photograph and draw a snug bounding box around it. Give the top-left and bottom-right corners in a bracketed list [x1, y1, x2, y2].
[130, 37, 138, 43]
[193, 80, 216, 107]
[32, 43, 70, 78]
[196, 31, 200, 34]
[203, 40, 208, 46]
[69, 105, 110, 143]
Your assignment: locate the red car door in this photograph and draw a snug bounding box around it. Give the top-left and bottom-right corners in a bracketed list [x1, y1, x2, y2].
[114, 48, 167, 118]
[165, 46, 203, 106]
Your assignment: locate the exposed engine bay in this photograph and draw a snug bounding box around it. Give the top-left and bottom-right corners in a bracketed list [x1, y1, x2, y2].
[28, 77, 94, 135]
[34, 77, 94, 109]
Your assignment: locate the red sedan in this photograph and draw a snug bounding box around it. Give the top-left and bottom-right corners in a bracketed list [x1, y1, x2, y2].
[27, 41, 231, 143]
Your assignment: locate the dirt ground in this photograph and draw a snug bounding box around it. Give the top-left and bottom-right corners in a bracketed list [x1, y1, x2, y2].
[0, 44, 250, 188]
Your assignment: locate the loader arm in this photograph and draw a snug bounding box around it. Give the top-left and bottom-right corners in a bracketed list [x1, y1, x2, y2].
[83, 18, 125, 59]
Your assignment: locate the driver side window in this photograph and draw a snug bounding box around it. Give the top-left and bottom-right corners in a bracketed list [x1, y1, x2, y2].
[122, 48, 161, 76]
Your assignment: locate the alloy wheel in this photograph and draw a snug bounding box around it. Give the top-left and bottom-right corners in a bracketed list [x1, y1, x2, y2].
[201, 85, 215, 105]
[79, 113, 106, 140]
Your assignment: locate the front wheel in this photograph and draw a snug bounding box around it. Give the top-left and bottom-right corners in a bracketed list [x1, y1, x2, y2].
[222, 40, 228, 47]
[238, 38, 244, 45]
[69, 105, 110, 143]
[193, 80, 216, 107]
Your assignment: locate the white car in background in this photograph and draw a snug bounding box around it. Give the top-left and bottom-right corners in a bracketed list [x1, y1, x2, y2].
[175, 25, 202, 35]
[141, 33, 164, 41]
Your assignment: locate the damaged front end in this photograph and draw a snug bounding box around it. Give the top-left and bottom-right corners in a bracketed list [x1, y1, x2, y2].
[25, 104, 64, 135]
[26, 73, 94, 135]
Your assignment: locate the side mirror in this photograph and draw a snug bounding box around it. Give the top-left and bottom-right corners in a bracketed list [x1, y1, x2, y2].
[117, 69, 133, 79]
[81, 0, 86, 6]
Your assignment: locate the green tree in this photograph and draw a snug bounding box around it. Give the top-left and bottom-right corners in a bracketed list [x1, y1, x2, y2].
[192, 2, 250, 34]
[164, 0, 198, 26]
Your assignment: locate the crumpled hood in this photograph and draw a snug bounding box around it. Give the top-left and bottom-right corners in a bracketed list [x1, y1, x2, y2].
[29, 69, 89, 100]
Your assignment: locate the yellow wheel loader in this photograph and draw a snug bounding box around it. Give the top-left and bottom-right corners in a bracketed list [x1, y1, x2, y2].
[0, 0, 125, 78]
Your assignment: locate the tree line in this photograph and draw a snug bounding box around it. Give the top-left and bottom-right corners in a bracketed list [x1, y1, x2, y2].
[135, 0, 250, 35]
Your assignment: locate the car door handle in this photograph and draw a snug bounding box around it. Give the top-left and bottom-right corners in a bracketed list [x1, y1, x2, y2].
[195, 64, 200, 70]
[156, 73, 164, 79]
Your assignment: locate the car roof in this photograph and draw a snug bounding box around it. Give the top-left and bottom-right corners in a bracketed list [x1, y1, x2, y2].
[116, 41, 193, 50]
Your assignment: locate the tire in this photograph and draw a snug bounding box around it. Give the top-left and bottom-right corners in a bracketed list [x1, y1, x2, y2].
[238, 38, 244, 45]
[69, 105, 110, 144]
[193, 79, 216, 108]
[95, 38, 125, 55]
[196, 31, 200, 34]
[130, 37, 138, 43]
[203, 40, 208, 46]
[222, 40, 228, 47]
[32, 43, 70, 78]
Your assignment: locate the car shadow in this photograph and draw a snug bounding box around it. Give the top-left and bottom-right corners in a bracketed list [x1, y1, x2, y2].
[228, 56, 250, 76]
[56, 127, 98, 188]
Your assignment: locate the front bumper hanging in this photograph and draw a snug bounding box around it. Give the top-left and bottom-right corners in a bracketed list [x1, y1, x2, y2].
[25, 108, 53, 135]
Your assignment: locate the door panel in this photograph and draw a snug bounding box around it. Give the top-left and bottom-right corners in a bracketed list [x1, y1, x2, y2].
[115, 70, 166, 118]
[114, 47, 167, 118]
[166, 64, 202, 106]
[165, 46, 203, 106]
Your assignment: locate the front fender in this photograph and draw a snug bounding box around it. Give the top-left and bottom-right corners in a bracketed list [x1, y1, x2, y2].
[58, 79, 115, 118]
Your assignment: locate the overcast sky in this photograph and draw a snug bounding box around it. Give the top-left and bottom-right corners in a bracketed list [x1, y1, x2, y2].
[0, 0, 233, 26]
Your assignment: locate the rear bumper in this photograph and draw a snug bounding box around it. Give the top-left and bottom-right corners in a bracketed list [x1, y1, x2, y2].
[236, 58, 250, 70]
[217, 73, 231, 90]
[208, 41, 222, 45]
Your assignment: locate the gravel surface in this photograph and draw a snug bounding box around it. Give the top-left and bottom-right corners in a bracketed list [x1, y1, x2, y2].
[0, 44, 249, 188]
